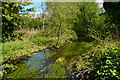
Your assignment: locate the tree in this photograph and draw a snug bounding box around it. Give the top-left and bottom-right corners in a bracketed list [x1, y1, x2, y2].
[72, 2, 100, 41]
[46, 2, 78, 47]
[2, 2, 22, 41]
[2, 2, 35, 41]
[103, 1, 120, 37]
[29, 17, 43, 29]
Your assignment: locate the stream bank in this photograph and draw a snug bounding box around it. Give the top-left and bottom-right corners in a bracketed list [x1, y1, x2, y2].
[2, 42, 94, 79]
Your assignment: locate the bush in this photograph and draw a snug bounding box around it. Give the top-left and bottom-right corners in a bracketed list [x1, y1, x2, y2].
[92, 45, 120, 79]
[28, 33, 51, 46]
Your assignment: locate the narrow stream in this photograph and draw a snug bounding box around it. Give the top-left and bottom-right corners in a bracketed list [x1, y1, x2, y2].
[2, 42, 88, 79]
[2, 49, 59, 79]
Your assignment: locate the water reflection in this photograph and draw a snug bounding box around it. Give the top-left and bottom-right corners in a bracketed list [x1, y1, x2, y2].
[25, 49, 51, 71]
[3, 49, 57, 78]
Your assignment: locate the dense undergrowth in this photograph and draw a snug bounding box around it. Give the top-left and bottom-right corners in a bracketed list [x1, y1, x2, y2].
[1, 1, 120, 80]
[52, 40, 120, 79]
[1, 30, 75, 78]
[2, 29, 73, 62]
[1, 34, 120, 79]
[91, 41, 120, 79]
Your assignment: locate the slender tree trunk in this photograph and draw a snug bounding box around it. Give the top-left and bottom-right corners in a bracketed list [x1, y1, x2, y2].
[42, 13, 45, 31]
[56, 22, 61, 48]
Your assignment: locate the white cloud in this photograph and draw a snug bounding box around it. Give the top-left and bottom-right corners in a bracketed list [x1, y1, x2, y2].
[96, 0, 103, 2]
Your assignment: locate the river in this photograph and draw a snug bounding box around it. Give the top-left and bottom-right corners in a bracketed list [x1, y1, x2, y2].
[2, 49, 61, 79]
[2, 42, 93, 79]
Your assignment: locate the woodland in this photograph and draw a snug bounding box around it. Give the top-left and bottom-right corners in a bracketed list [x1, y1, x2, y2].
[0, 1, 120, 80]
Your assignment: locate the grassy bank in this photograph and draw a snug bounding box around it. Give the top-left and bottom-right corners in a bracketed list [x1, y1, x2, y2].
[1, 35, 120, 79]
[1, 29, 72, 63]
[2, 39, 47, 63]
[1, 29, 75, 77]
[52, 40, 120, 79]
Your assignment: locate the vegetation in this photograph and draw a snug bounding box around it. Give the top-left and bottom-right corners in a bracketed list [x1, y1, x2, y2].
[1, 1, 120, 80]
[2, 2, 35, 41]
[93, 43, 120, 79]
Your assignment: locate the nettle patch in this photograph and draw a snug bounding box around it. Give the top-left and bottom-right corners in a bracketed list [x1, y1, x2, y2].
[93, 45, 120, 80]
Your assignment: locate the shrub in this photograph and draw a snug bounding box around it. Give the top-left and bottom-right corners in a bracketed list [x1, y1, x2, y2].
[59, 42, 93, 58]
[92, 45, 120, 80]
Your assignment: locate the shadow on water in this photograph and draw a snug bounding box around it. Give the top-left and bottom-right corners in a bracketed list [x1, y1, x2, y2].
[2, 42, 87, 79]
[2, 49, 58, 78]
[25, 49, 56, 71]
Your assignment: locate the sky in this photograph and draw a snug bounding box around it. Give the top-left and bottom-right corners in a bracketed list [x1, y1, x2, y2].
[25, 2, 44, 13]
[25, 0, 104, 14]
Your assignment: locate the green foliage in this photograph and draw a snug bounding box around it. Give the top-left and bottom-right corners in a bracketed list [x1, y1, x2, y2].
[3, 63, 41, 78]
[28, 30, 75, 48]
[27, 54, 32, 57]
[2, 64, 17, 71]
[73, 2, 100, 40]
[46, 2, 78, 47]
[22, 16, 43, 29]
[28, 32, 51, 46]
[0, 71, 3, 77]
[44, 63, 66, 78]
[2, 1, 120, 79]
[59, 42, 93, 58]
[29, 18, 43, 29]
[92, 45, 120, 79]
[103, 2, 120, 38]
[2, 2, 22, 41]
[2, 2, 35, 41]
[2, 39, 46, 62]
[103, 2, 120, 25]
[88, 14, 118, 41]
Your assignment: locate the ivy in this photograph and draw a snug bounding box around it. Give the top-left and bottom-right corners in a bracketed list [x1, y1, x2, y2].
[93, 46, 120, 79]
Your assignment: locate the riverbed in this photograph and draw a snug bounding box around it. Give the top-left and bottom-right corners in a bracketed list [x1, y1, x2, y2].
[2, 42, 93, 79]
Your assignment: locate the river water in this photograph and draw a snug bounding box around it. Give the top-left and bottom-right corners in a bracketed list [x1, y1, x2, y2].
[2, 42, 92, 79]
[2, 49, 61, 79]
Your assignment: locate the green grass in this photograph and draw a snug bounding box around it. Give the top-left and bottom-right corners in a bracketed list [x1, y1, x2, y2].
[2, 39, 47, 62]
[59, 42, 94, 58]
[44, 63, 66, 78]
[1, 29, 74, 65]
